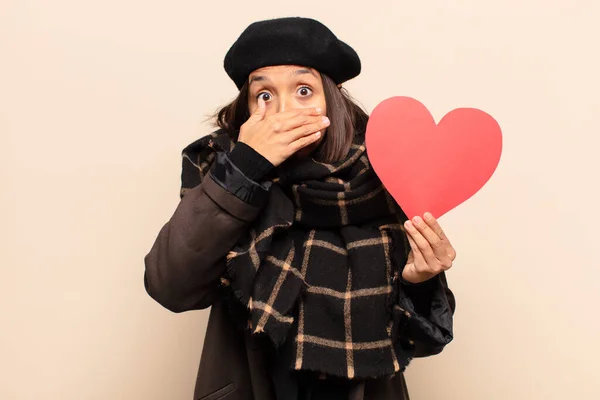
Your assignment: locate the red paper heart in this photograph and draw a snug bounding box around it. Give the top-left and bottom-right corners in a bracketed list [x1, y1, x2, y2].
[366, 96, 502, 219]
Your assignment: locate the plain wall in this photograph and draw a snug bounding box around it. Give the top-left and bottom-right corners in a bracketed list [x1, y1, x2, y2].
[2, 0, 599, 399]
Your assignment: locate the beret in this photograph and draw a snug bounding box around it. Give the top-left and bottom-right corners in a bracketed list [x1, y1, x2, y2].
[224, 17, 361, 90]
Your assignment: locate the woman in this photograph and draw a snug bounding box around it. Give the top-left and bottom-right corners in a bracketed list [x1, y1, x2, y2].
[144, 17, 456, 400]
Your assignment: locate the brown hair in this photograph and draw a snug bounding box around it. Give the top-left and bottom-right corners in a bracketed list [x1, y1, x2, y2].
[213, 73, 369, 163]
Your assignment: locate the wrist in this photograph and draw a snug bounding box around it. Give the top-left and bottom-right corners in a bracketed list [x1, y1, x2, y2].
[229, 141, 274, 181]
[401, 268, 437, 286]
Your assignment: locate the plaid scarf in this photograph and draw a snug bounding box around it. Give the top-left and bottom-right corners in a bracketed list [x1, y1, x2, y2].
[182, 130, 422, 379]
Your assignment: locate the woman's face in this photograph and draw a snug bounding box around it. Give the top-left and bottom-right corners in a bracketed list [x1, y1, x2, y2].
[247, 65, 327, 157]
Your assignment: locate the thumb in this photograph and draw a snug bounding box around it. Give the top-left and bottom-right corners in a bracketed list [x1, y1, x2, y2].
[249, 97, 266, 122]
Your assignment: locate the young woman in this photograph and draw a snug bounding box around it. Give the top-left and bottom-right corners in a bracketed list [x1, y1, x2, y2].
[144, 17, 456, 400]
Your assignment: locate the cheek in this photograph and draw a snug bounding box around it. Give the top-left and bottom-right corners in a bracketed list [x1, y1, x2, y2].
[300, 95, 326, 116]
[315, 93, 327, 113]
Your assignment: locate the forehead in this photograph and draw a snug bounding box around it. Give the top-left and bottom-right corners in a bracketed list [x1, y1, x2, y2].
[248, 65, 320, 81]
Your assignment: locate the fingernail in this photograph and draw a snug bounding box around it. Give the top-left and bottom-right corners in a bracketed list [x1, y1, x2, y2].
[413, 216, 422, 225]
[322, 116, 330, 124]
[315, 107, 322, 113]
[315, 131, 322, 137]
[424, 212, 433, 220]
[404, 220, 412, 229]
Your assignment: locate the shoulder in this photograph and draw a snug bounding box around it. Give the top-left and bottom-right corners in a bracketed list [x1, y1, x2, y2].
[181, 129, 234, 156]
[179, 129, 235, 196]
[180, 129, 239, 167]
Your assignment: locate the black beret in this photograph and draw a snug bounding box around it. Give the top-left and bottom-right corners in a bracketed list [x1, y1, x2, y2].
[224, 17, 361, 90]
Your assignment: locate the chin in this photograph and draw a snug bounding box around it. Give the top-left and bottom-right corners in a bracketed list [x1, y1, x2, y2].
[294, 142, 320, 159]
[295, 134, 325, 160]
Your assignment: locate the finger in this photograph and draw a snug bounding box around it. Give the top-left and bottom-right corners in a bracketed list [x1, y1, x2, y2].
[403, 236, 432, 283]
[272, 113, 328, 134]
[404, 220, 439, 266]
[283, 118, 330, 142]
[406, 232, 450, 280]
[249, 97, 267, 122]
[406, 245, 414, 264]
[423, 212, 456, 261]
[411, 215, 453, 266]
[402, 236, 419, 282]
[288, 131, 322, 153]
[406, 234, 425, 267]
[272, 107, 323, 124]
[423, 212, 448, 242]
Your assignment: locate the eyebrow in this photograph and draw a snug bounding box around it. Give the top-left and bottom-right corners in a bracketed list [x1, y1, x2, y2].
[249, 75, 268, 85]
[249, 68, 317, 85]
[293, 68, 317, 78]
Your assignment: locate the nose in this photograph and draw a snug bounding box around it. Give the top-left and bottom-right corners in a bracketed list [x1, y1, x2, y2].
[276, 95, 293, 113]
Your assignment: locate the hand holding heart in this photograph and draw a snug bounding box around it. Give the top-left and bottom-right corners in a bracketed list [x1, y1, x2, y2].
[402, 212, 456, 284]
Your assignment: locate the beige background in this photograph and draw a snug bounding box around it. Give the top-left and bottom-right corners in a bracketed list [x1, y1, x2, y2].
[2, 0, 599, 399]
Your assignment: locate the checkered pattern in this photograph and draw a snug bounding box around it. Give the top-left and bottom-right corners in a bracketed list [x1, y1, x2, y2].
[182, 130, 419, 379]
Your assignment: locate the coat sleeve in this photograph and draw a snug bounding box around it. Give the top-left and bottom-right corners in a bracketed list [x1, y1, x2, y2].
[143, 150, 271, 313]
[399, 271, 456, 358]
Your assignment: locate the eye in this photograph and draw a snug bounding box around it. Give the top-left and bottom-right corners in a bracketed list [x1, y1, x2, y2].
[257, 92, 272, 101]
[297, 86, 312, 97]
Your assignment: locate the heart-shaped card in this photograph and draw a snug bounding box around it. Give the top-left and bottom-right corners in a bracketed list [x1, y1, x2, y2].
[365, 96, 502, 219]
